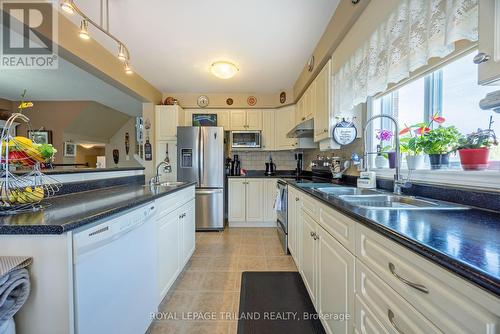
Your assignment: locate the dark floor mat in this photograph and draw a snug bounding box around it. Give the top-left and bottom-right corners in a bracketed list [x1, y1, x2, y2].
[237, 271, 326, 334]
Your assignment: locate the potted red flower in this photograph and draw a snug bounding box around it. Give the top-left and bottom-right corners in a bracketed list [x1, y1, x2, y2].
[457, 119, 498, 171]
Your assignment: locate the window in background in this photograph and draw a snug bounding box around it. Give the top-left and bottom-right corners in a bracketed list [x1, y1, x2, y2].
[370, 50, 499, 170]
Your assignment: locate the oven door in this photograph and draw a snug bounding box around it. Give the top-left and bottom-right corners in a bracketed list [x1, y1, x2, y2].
[231, 131, 261, 148]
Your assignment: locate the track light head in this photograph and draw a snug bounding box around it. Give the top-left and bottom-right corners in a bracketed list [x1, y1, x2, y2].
[61, 0, 74, 14]
[79, 20, 90, 40]
[124, 62, 133, 75]
[117, 44, 127, 61]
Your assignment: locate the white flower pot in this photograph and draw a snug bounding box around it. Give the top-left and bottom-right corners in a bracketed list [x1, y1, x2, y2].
[375, 155, 389, 168]
[406, 155, 425, 170]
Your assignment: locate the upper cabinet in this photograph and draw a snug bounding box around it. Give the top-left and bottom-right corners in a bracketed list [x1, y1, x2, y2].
[230, 110, 262, 130]
[275, 105, 297, 150]
[314, 60, 331, 142]
[155, 105, 185, 140]
[478, 0, 500, 84]
[296, 81, 316, 124]
[261, 109, 276, 151]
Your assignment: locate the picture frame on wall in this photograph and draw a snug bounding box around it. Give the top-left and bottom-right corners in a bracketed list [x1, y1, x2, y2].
[64, 142, 76, 157]
[28, 130, 52, 145]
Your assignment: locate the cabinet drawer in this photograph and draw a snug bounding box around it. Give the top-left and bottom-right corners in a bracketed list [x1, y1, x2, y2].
[356, 260, 442, 334]
[318, 203, 355, 253]
[301, 193, 319, 221]
[155, 186, 195, 218]
[356, 225, 500, 334]
[354, 295, 388, 334]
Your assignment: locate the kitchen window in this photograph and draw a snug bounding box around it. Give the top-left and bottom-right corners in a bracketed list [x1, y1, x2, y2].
[369, 51, 500, 170]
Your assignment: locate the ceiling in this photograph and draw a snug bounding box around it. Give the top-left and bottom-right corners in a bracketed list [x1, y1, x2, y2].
[64, 0, 340, 93]
[0, 57, 143, 116]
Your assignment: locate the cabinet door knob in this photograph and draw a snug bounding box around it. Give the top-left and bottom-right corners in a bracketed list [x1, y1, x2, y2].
[473, 52, 491, 64]
[295, 197, 299, 201]
[302, 117, 306, 121]
[310, 231, 315, 238]
[323, 129, 328, 133]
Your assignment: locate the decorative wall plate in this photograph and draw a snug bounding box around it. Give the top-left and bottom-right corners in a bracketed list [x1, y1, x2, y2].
[280, 91, 286, 104]
[247, 96, 257, 106]
[333, 120, 357, 145]
[197, 95, 209, 108]
[226, 98, 233, 105]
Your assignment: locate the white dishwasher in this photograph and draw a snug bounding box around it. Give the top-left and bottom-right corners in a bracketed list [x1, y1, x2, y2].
[73, 203, 157, 334]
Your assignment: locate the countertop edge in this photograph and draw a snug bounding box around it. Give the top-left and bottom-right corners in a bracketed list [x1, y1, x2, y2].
[0, 182, 196, 236]
[287, 182, 500, 298]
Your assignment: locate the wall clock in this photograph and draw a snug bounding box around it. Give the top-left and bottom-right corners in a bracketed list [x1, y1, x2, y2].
[280, 91, 286, 104]
[226, 98, 233, 105]
[197, 95, 209, 108]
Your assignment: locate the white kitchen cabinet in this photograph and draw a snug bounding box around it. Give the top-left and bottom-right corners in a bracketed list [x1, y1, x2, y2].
[296, 95, 305, 125]
[155, 105, 184, 140]
[314, 60, 332, 142]
[230, 110, 247, 130]
[155, 140, 177, 182]
[180, 199, 195, 266]
[156, 186, 196, 302]
[263, 178, 277, 222]
[157, 209, 181, 301]
[228, 179, 247, 222]
[354, 295, 388, 334]
[245, 179, 264, 222]
[287, 187, 299, 258]
[478, 0, 500, 84]
[228, 178, 277, 225]
[230, 110, 262, 130]
[301, 213, 318, 306]
[275, 105, 297, 150]
[261, 109, 276, 150]
[317, 225, 355, 334]
[304, 80, 315, 121]
[217, 110, 230, 129]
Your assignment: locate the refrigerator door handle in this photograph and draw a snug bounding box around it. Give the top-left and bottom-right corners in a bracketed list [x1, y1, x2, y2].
[196, 189, 223, 195]
[198, 127, 204, 187]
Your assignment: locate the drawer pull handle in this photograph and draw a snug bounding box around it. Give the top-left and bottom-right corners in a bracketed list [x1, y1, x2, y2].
[389, 263, 429, 294]
[388, 309, 405, 334]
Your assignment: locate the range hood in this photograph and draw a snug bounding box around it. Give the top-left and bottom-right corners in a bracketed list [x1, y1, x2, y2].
[287, 118, 314, 138]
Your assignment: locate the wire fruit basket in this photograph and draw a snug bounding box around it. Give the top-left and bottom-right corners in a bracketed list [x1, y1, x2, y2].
[0, 113, 61, 214]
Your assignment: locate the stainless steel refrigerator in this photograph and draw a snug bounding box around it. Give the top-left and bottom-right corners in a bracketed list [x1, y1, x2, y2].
[177, 126, 224, 230]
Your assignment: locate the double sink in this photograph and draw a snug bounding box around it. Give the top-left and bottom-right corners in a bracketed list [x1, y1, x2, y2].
[297, 183, 465, 211]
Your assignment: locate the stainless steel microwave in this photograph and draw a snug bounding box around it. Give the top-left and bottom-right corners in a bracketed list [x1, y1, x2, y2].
[230, 131, 261, 149]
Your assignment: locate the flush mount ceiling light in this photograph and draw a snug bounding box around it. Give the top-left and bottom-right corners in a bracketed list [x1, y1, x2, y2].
[61, 0, 132, 74]
[210, 61, 239, 79]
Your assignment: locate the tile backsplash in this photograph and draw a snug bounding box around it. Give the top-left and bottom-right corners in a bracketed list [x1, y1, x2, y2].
[229, 151, 297, 170]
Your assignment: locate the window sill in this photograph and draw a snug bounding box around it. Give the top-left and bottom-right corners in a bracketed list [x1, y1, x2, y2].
[373, 168, 500, 191]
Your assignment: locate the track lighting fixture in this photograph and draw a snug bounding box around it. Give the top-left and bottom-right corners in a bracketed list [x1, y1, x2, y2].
[117, 44, 127, 61]
[60, 0, 74, 14]
[124, 62, 133, 75]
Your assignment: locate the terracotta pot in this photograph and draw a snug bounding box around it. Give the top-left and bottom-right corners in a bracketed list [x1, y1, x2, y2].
[406, 155, 425, 170]
[428, 153, 450, 170]
[458, 148, 489, 171]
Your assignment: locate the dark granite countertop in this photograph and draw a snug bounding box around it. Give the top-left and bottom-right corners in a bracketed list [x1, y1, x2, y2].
[0, 182, 196, 235]
[13, 166, 145, 175]
[287, 180, 500, 297]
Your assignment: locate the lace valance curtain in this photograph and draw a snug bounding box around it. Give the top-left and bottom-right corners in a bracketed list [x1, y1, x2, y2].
[332, 0, 479, 115]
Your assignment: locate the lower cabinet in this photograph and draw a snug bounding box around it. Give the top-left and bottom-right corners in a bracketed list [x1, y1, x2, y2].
[228, 178, 276, 225]
[289, 187, 500, 334]
[156, 190, 196, 303]
[299, 207, 355, 334]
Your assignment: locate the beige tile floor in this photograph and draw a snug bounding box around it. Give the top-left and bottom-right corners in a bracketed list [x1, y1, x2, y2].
[147, 227, 297, 334]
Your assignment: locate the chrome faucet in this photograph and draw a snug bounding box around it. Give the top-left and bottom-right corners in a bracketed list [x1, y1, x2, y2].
[363, 114, 411, 195]
[149, 160, 172, 186]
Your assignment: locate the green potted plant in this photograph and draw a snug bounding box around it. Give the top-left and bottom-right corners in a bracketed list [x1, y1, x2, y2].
[420, 124, 461, 169]
[399, 114, 446, 170]
[457, 119, 497, 170]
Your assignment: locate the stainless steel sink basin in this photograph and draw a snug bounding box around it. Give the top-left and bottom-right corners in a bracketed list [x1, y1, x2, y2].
[338, 194, 465, 210]
[315, 187, 379, 196]
[295, 183, 338, 188]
